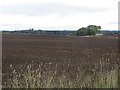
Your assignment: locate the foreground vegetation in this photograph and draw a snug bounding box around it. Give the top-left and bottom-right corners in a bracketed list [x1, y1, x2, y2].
[3, 60, 118, 88]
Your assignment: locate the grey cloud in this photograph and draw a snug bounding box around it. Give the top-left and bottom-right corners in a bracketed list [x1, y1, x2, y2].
[0, 2, 112, 16]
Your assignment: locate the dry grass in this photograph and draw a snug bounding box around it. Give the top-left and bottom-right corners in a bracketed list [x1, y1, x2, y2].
[3, 60, 118, 88]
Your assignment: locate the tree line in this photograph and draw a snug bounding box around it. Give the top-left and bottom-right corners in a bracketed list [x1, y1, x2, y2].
[2, 25, 102, 36]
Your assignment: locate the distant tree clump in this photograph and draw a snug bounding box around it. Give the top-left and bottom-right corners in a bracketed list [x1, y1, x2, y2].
[77, 25, 101, 36]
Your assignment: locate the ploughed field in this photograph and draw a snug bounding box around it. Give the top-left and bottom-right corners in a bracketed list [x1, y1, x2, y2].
[2, 34, 119, 88]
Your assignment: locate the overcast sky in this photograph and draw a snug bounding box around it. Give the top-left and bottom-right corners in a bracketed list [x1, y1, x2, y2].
[0, 0, 119, 30]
